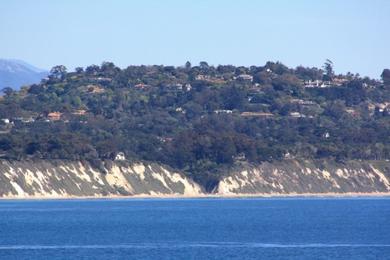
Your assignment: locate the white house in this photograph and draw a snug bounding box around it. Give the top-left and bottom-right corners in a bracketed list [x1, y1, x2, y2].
[290, 112, 305, 118]
[1, 118, 10, 124]
[115, 152, 126, 161]
[237, 74, 253, 82]
[214, 109, 233, 114]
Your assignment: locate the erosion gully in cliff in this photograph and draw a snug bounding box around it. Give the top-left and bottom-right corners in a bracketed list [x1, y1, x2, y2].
[0, 159, 389, 198]
[0, 160, 203, 198]
[214, 160, 390, 195]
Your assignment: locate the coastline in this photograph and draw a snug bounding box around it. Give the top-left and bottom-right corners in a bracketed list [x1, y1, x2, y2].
[2, 192, 390, 200]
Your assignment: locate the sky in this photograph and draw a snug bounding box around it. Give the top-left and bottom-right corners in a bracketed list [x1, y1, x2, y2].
[0, 0, 389, 78]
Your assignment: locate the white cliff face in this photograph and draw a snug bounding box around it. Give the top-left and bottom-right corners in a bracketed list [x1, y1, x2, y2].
[1, 159, 389, 198]
[215, 160, 390, 195]
[0, 160, 203, 198]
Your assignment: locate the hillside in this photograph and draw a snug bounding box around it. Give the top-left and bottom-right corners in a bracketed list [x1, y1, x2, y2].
[0, 59, 48, 90]
[0, 61, 389, 190]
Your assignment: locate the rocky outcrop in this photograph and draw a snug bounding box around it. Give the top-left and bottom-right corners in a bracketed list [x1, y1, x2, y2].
[0, 160, 203, 198]
[215, 160, 390, 195]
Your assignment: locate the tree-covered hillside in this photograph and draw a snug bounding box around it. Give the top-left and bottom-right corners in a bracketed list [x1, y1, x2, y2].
[1, 61, 390, 189]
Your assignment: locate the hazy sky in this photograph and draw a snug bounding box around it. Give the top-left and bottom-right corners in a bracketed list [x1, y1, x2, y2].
[1, 0, 389, 78]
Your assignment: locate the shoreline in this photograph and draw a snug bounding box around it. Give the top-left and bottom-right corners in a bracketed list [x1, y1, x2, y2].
[2, 192, 390, 200]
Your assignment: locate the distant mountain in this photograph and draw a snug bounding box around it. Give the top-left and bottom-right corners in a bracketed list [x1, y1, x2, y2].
[0, 59, 48, 90]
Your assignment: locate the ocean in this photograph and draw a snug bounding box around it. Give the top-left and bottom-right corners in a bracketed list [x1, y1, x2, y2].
[0, 198, 389, 259]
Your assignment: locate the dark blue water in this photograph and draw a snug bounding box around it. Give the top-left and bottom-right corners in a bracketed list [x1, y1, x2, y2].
[0, 198, 389, 259]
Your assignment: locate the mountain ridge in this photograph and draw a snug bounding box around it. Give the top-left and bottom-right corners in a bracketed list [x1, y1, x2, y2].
[0, 59, 48, 90]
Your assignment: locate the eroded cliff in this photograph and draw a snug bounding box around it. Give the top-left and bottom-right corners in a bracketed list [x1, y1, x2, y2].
[1, 159, 390, 198]
[215, 160, 390, 195]
[0, 160, 203, 198]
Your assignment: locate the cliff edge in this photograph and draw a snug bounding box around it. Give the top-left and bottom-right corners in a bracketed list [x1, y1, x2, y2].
[215, 160, 390, 195]
[0, 159, 389, 198]
[0, 160, 203, 198]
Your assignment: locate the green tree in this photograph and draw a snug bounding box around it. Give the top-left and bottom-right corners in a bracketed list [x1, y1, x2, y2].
[381, 69, 390, 86]
[2, 87, 14, 96]
[49, 65, 67, 80]
[323, 59, 334, 81]
[75, 67, 84, 74]
[185, 61, 192, 70]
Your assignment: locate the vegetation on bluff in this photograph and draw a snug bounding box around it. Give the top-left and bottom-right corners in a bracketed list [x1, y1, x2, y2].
[1, 61, 389, 189]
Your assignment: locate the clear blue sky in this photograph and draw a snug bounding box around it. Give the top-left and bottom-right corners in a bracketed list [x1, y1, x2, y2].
[1, 0, 389, 78]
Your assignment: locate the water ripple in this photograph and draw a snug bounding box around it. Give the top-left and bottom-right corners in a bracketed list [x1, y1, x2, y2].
[0, 242, 389, 250]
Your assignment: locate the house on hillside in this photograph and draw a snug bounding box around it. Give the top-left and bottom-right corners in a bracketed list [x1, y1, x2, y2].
[72, 109, 87, 116]
[134, 83, 149, 89]
[289, 112, 305, 118]
[20, 117, 35, 123]
[240, 112, 274, 117]
[157, 137, 173, 143]
[214, 109, 233, 114]
[195, 75, 226, 84]
[115, 152, 126, 161]
[195, 75, 209, 81]
[236, 74, 253, 82]
[323, 132, 330, 139]
[47, 112, 62, 121]
[87, 84, 105, 93]
[303, 80, 332, 88]
[290, 99, 315, 105]
[1, 118, 10, 124]
[184, 83, 192, 91]
[345, 108, 359, 116]
[95, 77, 112, 83]
[175, 107, 186, 114]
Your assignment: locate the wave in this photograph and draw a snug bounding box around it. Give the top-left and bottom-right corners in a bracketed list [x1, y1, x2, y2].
[0, 242, 389, 250]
